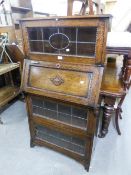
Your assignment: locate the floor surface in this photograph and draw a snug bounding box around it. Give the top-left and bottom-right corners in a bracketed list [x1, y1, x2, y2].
[0, 90, 131, 175]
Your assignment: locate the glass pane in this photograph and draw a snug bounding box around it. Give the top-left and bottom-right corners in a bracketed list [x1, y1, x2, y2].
[36, 125, 86, 155]
[33, 106, 43, 116]
[32, 97, 43, 107]
[44, 41, 58, 53]
[77, 43, 96, 57]
[58, 103, 71, 114]
[72, 116, 87, 128]
[72, 107, 87, 119]
[58, 113, 71, 124]
[44, 99, 57, 110]
[30, 41, 43, 52]
[43, 28, 57, 40]
[49, 33, 69, 50]
[59, 28, 76, 41]
[28, 27, 97, 57]
[61, 43, 76, 55]
[28, 28, 42, 40]
[44, 109, 57, 120]
[31, 97, 88, 129]
[78, 27, 97, 42]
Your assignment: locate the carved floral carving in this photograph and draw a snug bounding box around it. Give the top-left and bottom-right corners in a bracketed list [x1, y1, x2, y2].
[50, 75, 64, 86]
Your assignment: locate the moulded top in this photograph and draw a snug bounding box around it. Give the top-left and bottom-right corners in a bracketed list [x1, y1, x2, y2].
[19, 14, 112, 22]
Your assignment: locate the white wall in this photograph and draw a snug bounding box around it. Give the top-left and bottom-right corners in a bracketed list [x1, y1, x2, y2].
[31, 0, 131, 31]
[31, 0, 67, 16]
[108, 0, 131, 31]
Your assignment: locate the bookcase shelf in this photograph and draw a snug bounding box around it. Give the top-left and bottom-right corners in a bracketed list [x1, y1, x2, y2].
[11, 6, 32, 13]
[0, 86, 20, 108]
[0, 63, 21, 108]
[0, 63, 19, 75]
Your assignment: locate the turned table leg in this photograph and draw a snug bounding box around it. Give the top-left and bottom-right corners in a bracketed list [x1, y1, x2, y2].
[99, 104, 114, 138]
[115, 94, 126, 135]
[99, 97, 116, 138]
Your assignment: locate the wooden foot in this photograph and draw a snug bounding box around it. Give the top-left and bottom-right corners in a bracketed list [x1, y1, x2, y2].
[84, 162, 90, 172]
[30, 139, 35, 148]
[99, 104, 114, 138]
[115, 108, 121, 135]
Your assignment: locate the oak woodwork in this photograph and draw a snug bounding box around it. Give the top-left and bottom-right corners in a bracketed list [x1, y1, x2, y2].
[22, 59, 103, 107]
[0, 86, 20, 108]
[123, 53, 131, 90]
[99, 48, 131, 137]
[99, 97, 116, 138]
[115, 94, 126, 135]
[0, 63, 19, 75]
[20, 15, 111, 65]
[0, 62, 21, 112]
[5, 45, 25, 68]
[21, 16, 110, 171]
[101, 60, 125, 97]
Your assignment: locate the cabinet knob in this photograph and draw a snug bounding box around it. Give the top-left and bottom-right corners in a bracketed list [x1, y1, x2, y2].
[56, 63, 61, 68]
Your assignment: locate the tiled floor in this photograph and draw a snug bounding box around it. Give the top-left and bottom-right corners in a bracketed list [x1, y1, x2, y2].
[0, 89, 131, 175]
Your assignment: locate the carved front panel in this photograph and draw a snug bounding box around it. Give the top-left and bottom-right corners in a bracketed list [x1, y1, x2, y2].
[28, 66, 92, 98]
[22, 59, 103, 106]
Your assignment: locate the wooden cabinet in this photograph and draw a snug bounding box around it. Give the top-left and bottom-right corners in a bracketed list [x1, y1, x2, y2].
[25, 94, 98, 170]
[21, 15, 111, 171]
[20, 15, 111, 65]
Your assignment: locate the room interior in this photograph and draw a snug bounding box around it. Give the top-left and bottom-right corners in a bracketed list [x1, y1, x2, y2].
[0, 0, 131, 174]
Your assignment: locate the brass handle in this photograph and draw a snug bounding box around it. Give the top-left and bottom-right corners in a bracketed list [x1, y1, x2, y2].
[50, 75, 64, 86]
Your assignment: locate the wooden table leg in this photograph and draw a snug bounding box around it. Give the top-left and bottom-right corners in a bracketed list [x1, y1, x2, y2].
[123, 52, 131, 90]
[115, 94, 126, 135]
[115, 107, 121, 135]
[99, 96, 116, 138]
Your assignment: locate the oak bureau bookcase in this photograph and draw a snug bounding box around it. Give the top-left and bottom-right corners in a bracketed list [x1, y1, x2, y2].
[20, 15, 111, 171]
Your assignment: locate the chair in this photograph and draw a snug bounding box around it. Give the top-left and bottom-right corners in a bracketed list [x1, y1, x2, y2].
[67, 0, 103, 16]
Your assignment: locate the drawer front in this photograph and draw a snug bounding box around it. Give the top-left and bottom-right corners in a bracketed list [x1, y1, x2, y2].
[22, 59, 103, 106]
[29, 66, 90, 97]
